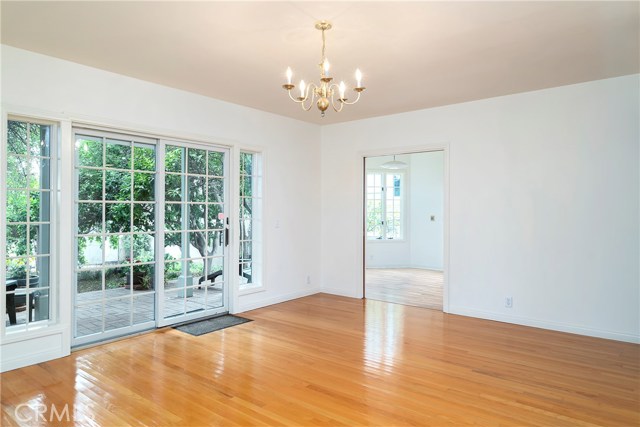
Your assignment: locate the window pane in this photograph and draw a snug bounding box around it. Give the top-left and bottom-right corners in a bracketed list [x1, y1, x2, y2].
[240, 176, 252, 197]
[187, 148, 206, 175]
[30, 224, 50, 255]
[239, 217, 252, 241]
[105, 203, 130, 233]
[207, 204, 223, 229]
[76, 136, 103, 167]
[30, 157, 51, 190]
[7, 156, 28, 189]
[208, 152, 224, 176]
[207, 230, 223, 256]
[240, 152, 253, 175]
[77, 236, 103, 268]
[240, 241, 252, 263]
[29, 123, 51, 157]
[105, 139, 132, 169]
[77, 270, 103, 299]
[133, 294, 155, 324]
[104, 297, 132, 331]
[165, 174, 183, 202]
[164, 203, 182, 231]
[164, 262, 182, 286]
[105, 266, 129, 290]
[133, 204, 155, 232]
[188, 258, 204, 279]
[240, 198, 252, 219]
[77, 203, 103, 234]
[78, 169, 103, 200]
[165, 145, 184, 173]
[205, 257, 224, 278]
[133, 172, 155, 202]
[164, 232, 186, 260]
[189, 204, 206, 230]
[7, 121, 28, 155]
[6, 224, 27, 257]
[134, 145, 155, 171]
[133, 234, 155, 263]
[6, 190, 28, 223]
[208, 178, 224, 202]
[240, 262, 253, 284]
[105, 170, 132, 201]
[188, 231, 206, 258]
[29, 191, 50, 222]
[105, 234, 130, 264]
[132, 264, 154, 291]
[188, 176, 206, 202]
[75, 303, 103, 336]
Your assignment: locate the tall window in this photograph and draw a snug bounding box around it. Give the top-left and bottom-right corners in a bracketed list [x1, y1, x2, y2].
[366, 172, 404, 240]
[4, 119, 54, 329]
[74, 131, 157, 339]
[239, 151, 262, 292]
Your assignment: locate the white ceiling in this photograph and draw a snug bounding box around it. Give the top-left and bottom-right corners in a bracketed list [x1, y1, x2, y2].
[1, 1, 638, 125]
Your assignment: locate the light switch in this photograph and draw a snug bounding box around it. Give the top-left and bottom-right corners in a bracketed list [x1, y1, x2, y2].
[430, 215, 435, 221]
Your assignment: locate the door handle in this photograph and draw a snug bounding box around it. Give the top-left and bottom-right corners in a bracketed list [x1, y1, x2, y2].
[225, 217, 230, 247]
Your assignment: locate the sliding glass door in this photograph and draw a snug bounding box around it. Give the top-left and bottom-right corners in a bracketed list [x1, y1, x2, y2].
[73, 129, 158, 345]
[73, 130, 229, 345]
[158, 142, 229, 326]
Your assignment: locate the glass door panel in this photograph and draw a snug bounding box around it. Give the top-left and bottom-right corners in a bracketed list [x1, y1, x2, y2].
[73, 130, 157, 346]
[159, 143, 228, 326]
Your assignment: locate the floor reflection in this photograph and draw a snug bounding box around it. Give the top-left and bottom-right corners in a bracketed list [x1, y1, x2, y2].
[364, 300, 404, 373]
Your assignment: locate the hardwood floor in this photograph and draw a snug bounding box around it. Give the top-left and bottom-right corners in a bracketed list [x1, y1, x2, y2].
[366, 268, 443, 310]
[1, 294, 638, 426]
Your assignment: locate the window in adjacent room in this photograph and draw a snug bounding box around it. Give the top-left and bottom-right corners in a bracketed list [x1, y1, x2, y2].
[366, 172, 404, 240]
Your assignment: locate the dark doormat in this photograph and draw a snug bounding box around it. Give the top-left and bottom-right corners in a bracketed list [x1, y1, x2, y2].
[174, 315, 252, 336]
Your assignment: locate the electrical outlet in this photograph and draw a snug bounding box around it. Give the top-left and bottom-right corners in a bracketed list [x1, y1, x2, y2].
[505, 296, 513, 308]
[306, 275, 311, 285]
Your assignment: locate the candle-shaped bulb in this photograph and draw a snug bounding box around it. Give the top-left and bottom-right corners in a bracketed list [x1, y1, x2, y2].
[286, 67, 292, 85]
[300, 80, 306, 98]
[356, 69, 363, 88]
[339, 81, 346, 99]
[323, 59, 330, 76]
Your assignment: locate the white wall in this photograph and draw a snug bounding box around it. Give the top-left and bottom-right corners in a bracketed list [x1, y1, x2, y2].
[1, 45, 322, 370]
[321, 74, 640, 343]
[409, 151, 444, 270]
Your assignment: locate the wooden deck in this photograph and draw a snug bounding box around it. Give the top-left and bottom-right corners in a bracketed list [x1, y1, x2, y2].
[1, 293, 638, 426]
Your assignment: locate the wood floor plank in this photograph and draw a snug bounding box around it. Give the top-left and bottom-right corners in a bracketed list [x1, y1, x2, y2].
[366, 268, 443, 310]
[1, 294, 638, 426]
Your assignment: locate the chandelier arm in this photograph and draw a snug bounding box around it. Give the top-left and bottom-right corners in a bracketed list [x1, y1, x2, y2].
[299, 83, 318, 111]
[287, 90, 304, 103]
[340, 90, 363, 105]
[328, 89, 345, 112]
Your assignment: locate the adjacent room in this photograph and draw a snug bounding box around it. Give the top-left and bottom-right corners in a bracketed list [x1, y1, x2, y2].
[1, 1, 638, 425]
[364, 151, 444, 310]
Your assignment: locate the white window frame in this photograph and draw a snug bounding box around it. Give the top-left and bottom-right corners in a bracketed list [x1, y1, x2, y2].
[2, 115, 59, 335]
[366, 170, 406, 241]
[238, 150, 264, 295]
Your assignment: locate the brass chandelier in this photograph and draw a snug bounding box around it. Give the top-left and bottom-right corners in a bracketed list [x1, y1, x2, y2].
[282, 21, 365, 117]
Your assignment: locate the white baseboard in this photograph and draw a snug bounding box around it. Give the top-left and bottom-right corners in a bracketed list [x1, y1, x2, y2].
[448, 305, 640, 344]
[366, 265, 443, 271]
[320, 286, 360, 298]
[236, 287, 322, 313]
[1, 326, 70, 372]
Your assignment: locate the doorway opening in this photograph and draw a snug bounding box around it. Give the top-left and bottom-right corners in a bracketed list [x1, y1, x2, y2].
[363, 151, 445, 310]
